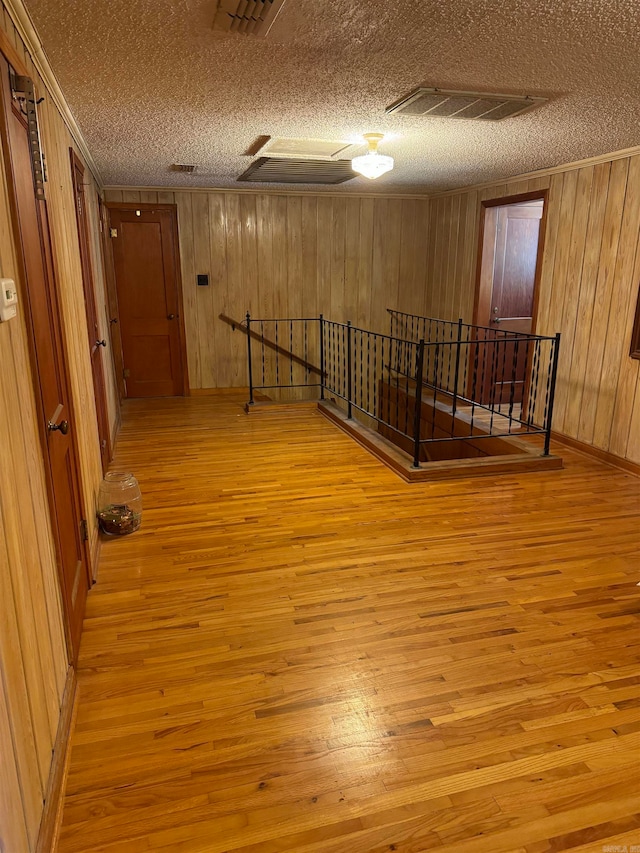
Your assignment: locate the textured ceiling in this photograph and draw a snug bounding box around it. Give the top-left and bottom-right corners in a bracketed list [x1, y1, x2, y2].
[23, 0, 640, 193]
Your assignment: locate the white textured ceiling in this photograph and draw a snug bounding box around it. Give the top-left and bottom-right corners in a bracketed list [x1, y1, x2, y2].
[24, 0, 640, 193]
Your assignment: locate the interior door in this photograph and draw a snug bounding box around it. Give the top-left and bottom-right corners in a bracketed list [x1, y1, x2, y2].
[70, 149, 111, 472]
[107, 205, 187, 397]
[476, 200, 544, 405]
[0, 58, 89, 660]
[490, 203, 542, 334]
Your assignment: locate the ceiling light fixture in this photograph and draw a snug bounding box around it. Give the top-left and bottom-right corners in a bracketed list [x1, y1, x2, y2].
[351, 133, 394, 179]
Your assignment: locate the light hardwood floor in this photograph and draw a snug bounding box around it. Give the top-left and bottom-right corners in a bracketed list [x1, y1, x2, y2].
[59, 393, 640, 853]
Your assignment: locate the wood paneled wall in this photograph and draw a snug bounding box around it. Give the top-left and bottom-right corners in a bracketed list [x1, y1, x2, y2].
[107, 171, 640, 465]
[0, 5, 118, 850]
[425, 162, 640, 464]
[104, 189, 431, 389]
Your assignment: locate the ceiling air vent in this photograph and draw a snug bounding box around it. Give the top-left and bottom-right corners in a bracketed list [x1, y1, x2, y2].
[213, 0, 287, 36]
[171, 163, 197, 173]
[238, 157, 356, 185]
[386, 88, 547, 120]
[260, 138, 357, 161]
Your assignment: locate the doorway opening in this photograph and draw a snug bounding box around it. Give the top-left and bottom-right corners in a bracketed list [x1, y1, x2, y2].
[473, 191, 547, 407]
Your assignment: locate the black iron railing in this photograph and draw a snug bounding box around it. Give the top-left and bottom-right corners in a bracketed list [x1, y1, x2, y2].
[241, 311, 560, 465]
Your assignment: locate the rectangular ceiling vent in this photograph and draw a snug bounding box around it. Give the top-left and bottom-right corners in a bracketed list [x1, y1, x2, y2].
[260, 137, 358, 161]
[213, 0, 287, 36]
[386, 88, 547, 121]
[238, 157, 356, 185]
[171, 163, 197, 173]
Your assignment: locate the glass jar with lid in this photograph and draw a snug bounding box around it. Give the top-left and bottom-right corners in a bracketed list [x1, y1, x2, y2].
[97, 472, 142, 535]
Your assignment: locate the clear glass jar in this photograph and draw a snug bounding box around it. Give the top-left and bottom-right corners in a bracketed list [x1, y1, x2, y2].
[97, 472, 142, 536]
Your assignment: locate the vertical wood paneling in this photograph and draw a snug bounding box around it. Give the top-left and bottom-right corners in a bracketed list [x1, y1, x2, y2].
[0, 6, 118, 848]
[124, 156, 639, 466]
[424, 159, 640, 464]
[564, 163, 610, 433]
[163, 190, 430, 388]
[576, 159, 628, 443]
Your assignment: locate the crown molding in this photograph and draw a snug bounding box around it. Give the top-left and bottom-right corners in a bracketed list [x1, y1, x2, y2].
[428, 144, 640, 200]
[2, 0, 102, 185]
[103, 141, 640, 203]
[102, 184, 432, 201]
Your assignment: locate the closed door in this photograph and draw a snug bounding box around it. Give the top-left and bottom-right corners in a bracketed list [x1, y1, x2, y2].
[1, 58, 89, 660]
[475, 199, 545, 405]
[70, 149, 111, 471]
[108, 205, 187, 397]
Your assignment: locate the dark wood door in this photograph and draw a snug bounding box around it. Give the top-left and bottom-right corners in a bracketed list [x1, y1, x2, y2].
[489, 203, 542, 334]
[476, 200, 544, 405]
[108, 205, 187, 397]
[0, 58, 89, 661]
[70, 149, 111, 471]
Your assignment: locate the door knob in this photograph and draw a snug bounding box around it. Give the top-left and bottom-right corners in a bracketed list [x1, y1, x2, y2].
[96, 339, 107, 347]
[48, 419, 69, 435]
[167, 314, 175, 320]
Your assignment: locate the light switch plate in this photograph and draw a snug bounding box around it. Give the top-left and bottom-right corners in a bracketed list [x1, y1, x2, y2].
[0, 278, 18, 322]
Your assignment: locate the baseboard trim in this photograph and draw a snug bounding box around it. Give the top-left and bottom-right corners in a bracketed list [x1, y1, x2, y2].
[190, 387, 249, 397]
[36, 665, 78, 853]
[552, 431, 640, 477]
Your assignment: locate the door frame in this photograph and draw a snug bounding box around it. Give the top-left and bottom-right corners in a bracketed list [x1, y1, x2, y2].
[69, 148, 112, 471]
[472, 189, 549, 334]
[104, 202, 189, 397]
[0, 55, 91, 663]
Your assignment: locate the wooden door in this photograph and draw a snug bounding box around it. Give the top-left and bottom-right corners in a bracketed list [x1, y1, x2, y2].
[475, 197, 545, 405]
[70, 149, 111, 471]
[0, 58, 89, 661]
[107, 205, 187, 397]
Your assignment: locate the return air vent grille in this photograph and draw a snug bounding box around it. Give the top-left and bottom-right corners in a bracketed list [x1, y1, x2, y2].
[238, 157, 356, 184]
[213, 0, 287, 36]
[386, 88, 547, 120]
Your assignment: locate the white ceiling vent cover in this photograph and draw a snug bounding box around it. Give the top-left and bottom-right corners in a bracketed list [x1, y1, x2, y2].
[260, 138, 357, 161]
[238, 157, 356, 184]
[212, 0, 287, 36]
[386, 88, 547, 120]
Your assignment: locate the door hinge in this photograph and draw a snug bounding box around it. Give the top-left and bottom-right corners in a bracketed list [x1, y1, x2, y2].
[123, 368, 130, 378]
[110, 228, 118, 238]
[80, 519, 89, 542]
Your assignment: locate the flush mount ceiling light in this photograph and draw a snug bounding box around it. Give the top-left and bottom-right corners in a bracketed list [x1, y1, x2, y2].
[351, 133, 394, 179]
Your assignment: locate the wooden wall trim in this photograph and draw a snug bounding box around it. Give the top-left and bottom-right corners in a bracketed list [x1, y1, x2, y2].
[103, 184, 433, 201]
[104, 145, 640, 203]
[551, 430, 640, 477]
[35, 666, 77, 853]
[427, 144, 640, 200]
[2, 0, 102, 185]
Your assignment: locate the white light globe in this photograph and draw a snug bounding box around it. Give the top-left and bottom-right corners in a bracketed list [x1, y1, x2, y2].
[352, 152, 394, 180]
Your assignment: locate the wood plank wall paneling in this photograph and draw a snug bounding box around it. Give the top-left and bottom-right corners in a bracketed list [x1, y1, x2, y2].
[105, 166, 640, 465]
[424, 161, 640, 465]
[0, 4, 118, 849]
[104, 188, 431, 389]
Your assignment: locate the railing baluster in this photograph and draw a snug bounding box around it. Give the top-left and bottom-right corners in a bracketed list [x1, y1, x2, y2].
[246, 312, 254, 405]
[543, 333, 561, 455]
[451, 318, 463, 432]
[319, 315, 324, 400]
[413, 340, 425, 468]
